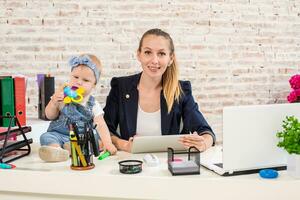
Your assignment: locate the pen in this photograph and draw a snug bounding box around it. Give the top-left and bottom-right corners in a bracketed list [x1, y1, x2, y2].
[0, 163, 12, 169]
[0, 163, 51, 171]
[98, 151, 111, 160]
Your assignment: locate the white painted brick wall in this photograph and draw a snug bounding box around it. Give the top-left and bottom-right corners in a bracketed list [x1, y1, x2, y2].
[1, 0, 300, 141]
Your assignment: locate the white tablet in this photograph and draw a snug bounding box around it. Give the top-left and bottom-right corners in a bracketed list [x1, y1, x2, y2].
[131, 135, 187, 153]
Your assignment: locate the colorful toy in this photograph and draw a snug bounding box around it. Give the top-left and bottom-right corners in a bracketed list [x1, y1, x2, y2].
[63, 86, 85, 104]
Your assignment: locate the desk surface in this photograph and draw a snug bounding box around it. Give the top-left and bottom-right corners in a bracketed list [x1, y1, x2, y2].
[0, 143, 300, 200]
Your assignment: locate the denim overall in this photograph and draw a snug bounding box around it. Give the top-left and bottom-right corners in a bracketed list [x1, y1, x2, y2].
[40, 96, 98, 146]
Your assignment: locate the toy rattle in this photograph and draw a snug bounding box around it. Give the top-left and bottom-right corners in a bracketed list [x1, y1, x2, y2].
[63, 85, 85, 104]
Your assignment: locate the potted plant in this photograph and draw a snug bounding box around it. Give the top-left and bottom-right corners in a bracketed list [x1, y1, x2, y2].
[276, 116, 300, 178]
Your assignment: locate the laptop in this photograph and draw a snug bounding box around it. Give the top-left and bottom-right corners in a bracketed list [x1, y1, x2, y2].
[131, 135, 186, 153]
[201, 103, 300, 176]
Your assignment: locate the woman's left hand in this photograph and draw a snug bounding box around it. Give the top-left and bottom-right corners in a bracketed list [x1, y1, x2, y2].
[178, 132, 213, 152]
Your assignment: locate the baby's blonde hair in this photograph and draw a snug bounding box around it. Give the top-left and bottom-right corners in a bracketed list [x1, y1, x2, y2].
[77, 54, 102, 85]
[85, 54, 102, 73]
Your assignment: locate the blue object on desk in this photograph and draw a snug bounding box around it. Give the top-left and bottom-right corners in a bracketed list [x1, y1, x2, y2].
[0, 163, 12, 169]
[259, 169, 278, 179]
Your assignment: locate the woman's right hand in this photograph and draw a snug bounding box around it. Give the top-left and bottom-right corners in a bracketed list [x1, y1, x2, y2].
[119, 137, 134, 152]
[111, 135, 134, 152]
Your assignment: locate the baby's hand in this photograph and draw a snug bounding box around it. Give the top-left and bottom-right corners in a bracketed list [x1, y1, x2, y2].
[105, 143, 117, 155]
[50, 85, 65, 106]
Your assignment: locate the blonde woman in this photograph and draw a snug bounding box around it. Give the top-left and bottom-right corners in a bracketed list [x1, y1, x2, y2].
[104, 29, 215, 152]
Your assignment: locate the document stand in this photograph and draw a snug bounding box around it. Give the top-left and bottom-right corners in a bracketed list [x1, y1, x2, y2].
[168, 146, 200, 176]
[0, 115, 32, 163]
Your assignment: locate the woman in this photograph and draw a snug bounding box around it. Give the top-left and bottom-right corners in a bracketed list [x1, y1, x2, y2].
[104, 28, 215, 152]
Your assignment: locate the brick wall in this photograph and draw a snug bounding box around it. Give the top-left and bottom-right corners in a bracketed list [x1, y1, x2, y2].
[1, 0, 300, 141]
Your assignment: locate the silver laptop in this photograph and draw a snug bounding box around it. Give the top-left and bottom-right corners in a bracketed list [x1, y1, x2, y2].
[131, 135, 186, 153]
[201, 103, 300, 176]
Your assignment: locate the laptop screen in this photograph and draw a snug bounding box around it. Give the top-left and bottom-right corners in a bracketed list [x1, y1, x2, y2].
[221, 103, 300, 171]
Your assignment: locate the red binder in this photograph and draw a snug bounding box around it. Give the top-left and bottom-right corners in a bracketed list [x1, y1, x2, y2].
[13, 77, 26, 126]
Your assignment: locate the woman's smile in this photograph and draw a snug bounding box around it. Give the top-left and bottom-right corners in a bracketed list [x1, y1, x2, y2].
[148, 65, 161, 72]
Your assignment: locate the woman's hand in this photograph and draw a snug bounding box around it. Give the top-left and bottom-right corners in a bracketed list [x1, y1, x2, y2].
[111, 135, 134, 153]
[178, 132, 213, 152]
[119, 137, 133, 153]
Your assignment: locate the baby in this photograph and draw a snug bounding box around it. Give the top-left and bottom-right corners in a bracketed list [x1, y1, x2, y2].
[39, 54, 117, 162]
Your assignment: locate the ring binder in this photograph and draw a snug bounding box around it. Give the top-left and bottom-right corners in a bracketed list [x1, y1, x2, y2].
[37, 74, 55, 120]
[0, 77, 15, 127]
[14, 77, 26, 126]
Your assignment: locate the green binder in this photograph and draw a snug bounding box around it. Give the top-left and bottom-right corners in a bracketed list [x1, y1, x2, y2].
[0, 77, 15, 127]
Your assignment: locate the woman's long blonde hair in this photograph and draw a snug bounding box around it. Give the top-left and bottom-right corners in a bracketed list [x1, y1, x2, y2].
[138, 29, 182, 113]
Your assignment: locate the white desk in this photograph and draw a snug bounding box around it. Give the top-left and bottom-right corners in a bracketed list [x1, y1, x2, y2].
[0, 143, 300, 200]
[20, 118, 51, 144]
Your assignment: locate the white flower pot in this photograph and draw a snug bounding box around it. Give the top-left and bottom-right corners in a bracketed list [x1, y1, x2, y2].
[287, 154, 300, 179]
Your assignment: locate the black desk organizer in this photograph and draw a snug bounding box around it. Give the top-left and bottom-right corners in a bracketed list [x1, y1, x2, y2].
[168, 146, 200, 176]
[0, 115, 32, 163]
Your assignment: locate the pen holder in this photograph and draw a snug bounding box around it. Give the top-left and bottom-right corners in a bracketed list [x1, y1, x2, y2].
[69, 123, 99, 170]
[70, 139, 94, 170]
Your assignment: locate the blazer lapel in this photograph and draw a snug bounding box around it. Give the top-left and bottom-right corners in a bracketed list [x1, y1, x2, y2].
[123, 73, 141, 136]
[160, 92, 172, 135]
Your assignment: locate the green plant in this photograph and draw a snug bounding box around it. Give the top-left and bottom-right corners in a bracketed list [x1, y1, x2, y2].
[276, 116, 300, 154]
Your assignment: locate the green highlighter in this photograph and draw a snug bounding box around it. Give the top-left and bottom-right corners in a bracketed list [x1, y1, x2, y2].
[98, 151, 111, 160]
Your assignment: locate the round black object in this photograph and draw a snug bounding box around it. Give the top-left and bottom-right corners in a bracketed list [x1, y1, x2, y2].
[118, 160, 143, 174]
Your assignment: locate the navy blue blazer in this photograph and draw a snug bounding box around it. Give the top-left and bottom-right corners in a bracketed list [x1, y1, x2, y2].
[103, 73, 216, 144]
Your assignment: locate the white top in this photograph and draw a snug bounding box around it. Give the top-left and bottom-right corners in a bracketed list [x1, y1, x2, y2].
[136, 104, 161, 136]
[59, 95, 104, 117]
